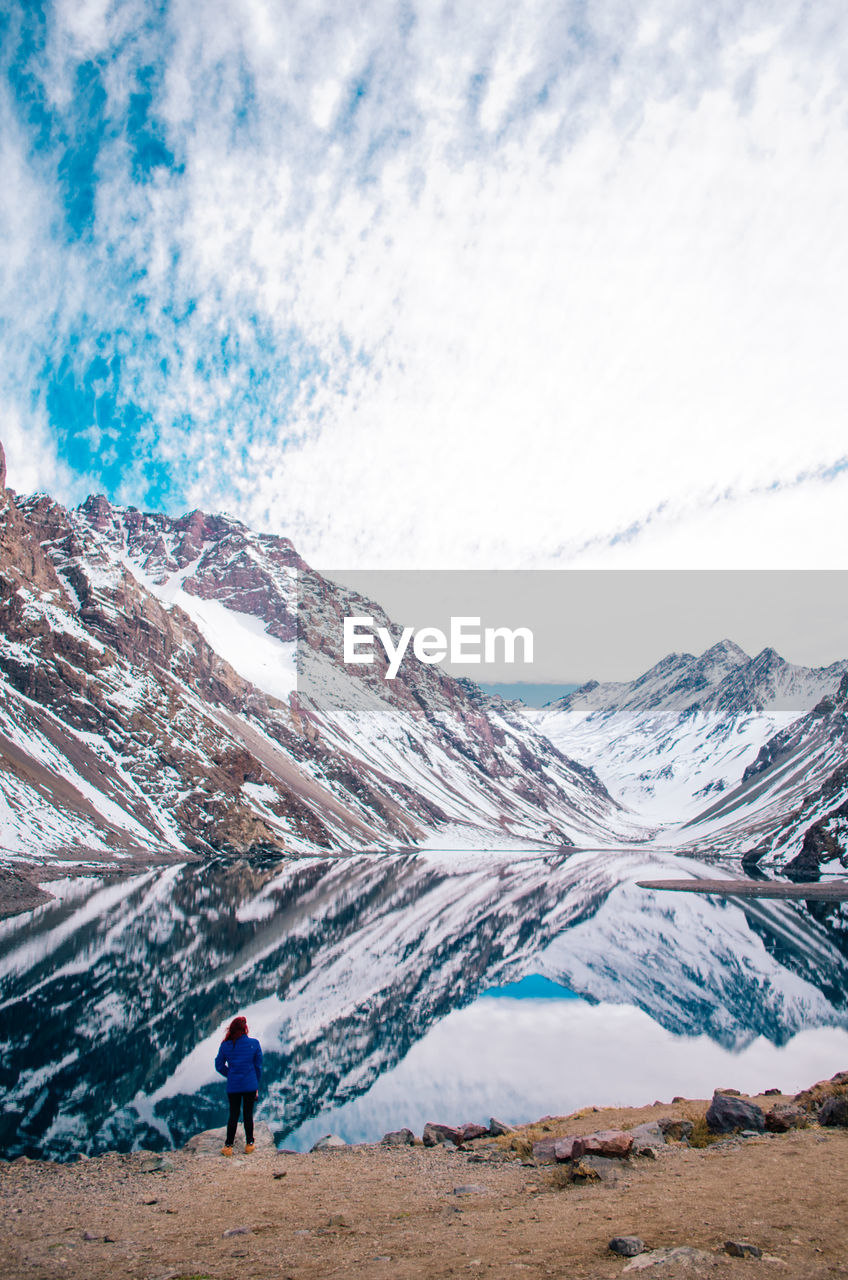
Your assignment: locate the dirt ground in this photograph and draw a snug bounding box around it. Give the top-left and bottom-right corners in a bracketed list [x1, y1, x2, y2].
[4, 1094, 848, 1280]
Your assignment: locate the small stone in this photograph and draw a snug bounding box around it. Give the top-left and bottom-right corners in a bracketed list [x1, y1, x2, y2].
[452, 1184, 487, 1195]
[326, 1214, 352, 1227]
[725, 1241, 763, 1258]
[488, 1118, 516, 1137]
[716, 1088, 742, 1096]
[381, 1128, 415, 1146]
[570, 1155, 621, 1184]
[310, 1133, 347, 1151]
[273, 1171, 287, 1179]
[609, 1237, 645, 1257]
[764, 1088, 782, 1096]
[136, 1155, 174, 1173]
[222, 1226, 251, 1237]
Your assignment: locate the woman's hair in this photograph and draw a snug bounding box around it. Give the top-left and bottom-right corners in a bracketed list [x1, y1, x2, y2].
[224, 1015, 248, 1042]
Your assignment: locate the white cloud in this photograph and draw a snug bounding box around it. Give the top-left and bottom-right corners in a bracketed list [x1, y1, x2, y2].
[2, 1, 848, 568]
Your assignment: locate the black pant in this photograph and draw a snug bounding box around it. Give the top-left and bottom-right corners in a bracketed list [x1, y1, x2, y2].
[226, 1091, 255, 1146]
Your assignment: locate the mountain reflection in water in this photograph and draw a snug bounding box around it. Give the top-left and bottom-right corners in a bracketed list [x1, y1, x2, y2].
[1, 850, 847, 1160]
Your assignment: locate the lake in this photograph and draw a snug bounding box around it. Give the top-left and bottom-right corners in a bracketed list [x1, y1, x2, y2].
[1, 849, 847, 1160]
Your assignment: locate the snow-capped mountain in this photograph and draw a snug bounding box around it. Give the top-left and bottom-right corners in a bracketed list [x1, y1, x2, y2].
[1, 849, 845, 1159]
[533, 641, 848, 851]
[681, 673, 848, 874]
[3, 436, 847, 875]
[0, 443, 633, 863]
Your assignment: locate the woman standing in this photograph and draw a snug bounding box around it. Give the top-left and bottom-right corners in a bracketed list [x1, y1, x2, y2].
[214, 1015, 263, 1156]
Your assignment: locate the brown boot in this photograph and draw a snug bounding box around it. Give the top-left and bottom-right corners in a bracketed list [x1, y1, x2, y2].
[221, 1145, 233, 1157]
[244, 1143, 255, 1154]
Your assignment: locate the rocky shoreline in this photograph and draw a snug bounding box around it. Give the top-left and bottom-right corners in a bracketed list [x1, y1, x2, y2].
[3, 1071, 848, 1278]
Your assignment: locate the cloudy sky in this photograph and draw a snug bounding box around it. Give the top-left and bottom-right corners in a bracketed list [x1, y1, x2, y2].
[2, 1, 847, 569]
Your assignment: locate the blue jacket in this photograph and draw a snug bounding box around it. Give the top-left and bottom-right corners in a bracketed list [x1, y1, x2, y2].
[215, 1035, 263, 1093]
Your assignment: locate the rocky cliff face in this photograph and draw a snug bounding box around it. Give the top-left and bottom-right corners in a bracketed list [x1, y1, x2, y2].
[0, 465, 631, 862]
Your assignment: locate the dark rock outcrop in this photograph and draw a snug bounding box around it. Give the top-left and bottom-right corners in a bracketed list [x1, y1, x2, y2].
[818, 1096, 848, 1127]
[705, 1093, 765, 1134]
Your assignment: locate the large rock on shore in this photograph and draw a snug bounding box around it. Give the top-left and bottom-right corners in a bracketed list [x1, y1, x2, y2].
[765, 1104, 808, 1133]
[531, 1137, 559, 1163]
[459, 1123, 489, 1141]
[381, 1128, 416, 1146]
[311, 1134, 347, 1151]
[628, 1122, 667, 1154]
[184, 1122, 276, 1156]
[423, 1122, 464, 1148]
[573, 1130, 633, 1159]
[705, 1092, 765, 1134]
[819, 1096, 848, 1127]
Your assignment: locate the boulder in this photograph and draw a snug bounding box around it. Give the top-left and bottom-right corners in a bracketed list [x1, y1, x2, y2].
[609, 1237, 645, 1257]
[819, 1095, 848, 1127]
[488, 1118, 516, 1137]
[705, 1092, 765, 1135]
[715, 1088, 741, 1096]
[310, 1134, 347, 1151]
[459, 1123, 489, 1142]
[554, 1136, 579, 1162]
[765, 1104, 808, 1133]
[185, 1122, 275, 1156]
[657, 1118, 693, 1142]
[423, 1122, 464, 1148]
[629, 1122, 666, 1153]
[381, 1128, 416, 1146]
[572, 1129, 633, 1159]
[531, 1137, 559, 1163]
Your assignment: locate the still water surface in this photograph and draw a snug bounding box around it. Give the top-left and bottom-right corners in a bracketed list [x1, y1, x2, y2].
[1, 849, 847, 1160]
